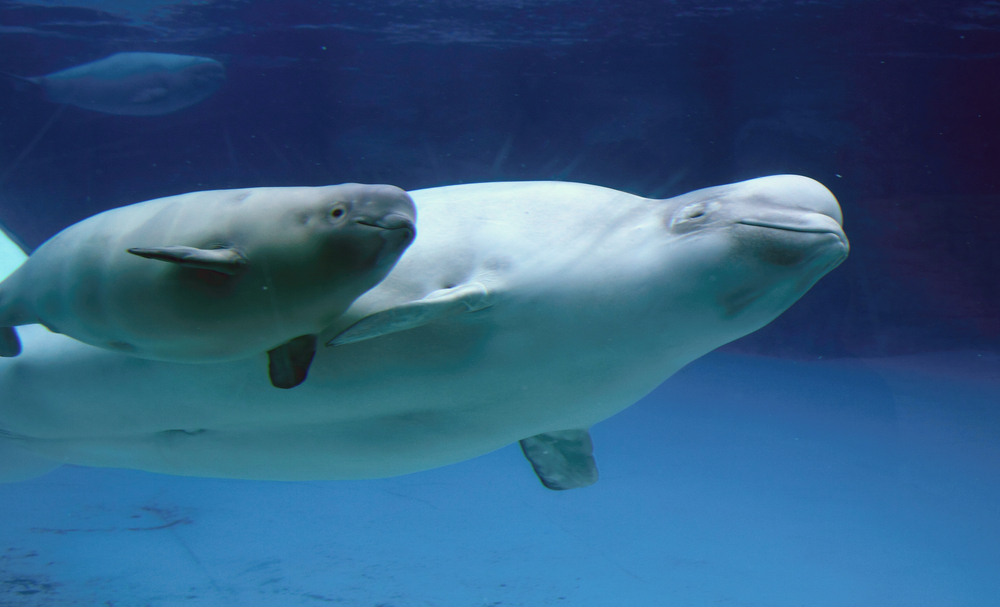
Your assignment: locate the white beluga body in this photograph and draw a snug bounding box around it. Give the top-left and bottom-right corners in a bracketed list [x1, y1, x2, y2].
[5, 52, 225, 115]
[0, 176, 849, 489]
[0, 183, 417, 389]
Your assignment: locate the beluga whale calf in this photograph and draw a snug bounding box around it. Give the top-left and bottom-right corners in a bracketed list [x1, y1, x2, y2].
[3, 52, 226, 115]
[0, 175, 848, 488]
[0, 183, 417, 389]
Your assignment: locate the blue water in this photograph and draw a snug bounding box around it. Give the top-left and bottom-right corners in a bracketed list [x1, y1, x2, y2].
[2, 0, 1000, 604]
[2, 352, 998, 606]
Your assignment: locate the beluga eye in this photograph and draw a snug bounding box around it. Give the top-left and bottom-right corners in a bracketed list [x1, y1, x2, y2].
[683, 203, 707, 219]
[670, 201, 711, 231]
[331, 206, 346, 219]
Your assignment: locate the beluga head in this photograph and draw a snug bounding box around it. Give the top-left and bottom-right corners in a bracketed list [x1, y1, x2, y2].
[641, 174, 849, 359]
[244, 183, 418, 320]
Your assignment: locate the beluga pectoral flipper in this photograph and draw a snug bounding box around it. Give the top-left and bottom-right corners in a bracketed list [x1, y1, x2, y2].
[126, 246, 249, 275]
[520, 429, 599, 491]
[327, 282, 492, 346]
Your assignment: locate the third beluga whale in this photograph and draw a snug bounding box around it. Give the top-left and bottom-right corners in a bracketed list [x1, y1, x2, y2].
[3, 52, 226, 115]
[0, 175, 849, 489]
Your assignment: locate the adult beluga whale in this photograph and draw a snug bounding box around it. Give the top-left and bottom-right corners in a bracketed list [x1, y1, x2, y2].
[0, 175, 849, 489]
[3, 52, 225, 115]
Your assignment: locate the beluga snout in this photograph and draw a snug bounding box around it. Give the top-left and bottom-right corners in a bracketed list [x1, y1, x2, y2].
[732, 174, 849, 265]
[344, 184, 417, 256]
[732, 175, 848, 257]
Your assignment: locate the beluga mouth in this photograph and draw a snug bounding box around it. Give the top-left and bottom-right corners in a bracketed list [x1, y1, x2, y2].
[735, 216, 849, 248]
[355, 213, 416, 232]
[736, 218, 840, 233]
[357, 214, 417, 252]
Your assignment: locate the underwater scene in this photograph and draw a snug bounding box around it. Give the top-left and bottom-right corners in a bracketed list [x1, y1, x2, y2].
[0, 0, 998, 605]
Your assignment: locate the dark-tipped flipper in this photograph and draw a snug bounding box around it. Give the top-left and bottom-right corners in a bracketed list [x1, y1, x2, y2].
[128, 246, 248, 276]
[519, 429, 599, 491]
[0, 327, 21, 357]
[267, 334, 317, 389]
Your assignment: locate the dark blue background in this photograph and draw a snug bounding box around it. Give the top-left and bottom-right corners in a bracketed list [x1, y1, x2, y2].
[1, 0, 998, 358]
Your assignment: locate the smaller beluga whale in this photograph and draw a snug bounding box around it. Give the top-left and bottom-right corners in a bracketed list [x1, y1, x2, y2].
[0, 183, 416, 389]
[0, 176, 847, 487]
[3, 52, 226, 115]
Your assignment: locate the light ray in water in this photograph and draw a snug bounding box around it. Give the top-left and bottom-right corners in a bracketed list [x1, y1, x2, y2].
[0, 103, 67, 191]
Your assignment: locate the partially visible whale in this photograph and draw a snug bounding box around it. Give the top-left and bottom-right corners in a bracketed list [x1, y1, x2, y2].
[0, 176, 848, 488]
[3, 52, 225, 115]
[0, 183, 416, 389]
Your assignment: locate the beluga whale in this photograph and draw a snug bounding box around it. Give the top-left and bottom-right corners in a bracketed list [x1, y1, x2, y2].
[3, 52, 226, 115]
[0, 183, 417, 389]
[0, 175, 848, 488]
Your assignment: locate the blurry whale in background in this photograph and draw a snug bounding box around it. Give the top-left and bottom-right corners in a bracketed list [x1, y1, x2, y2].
[3, 52, 225, 115]
[0, 176, 849, 489]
